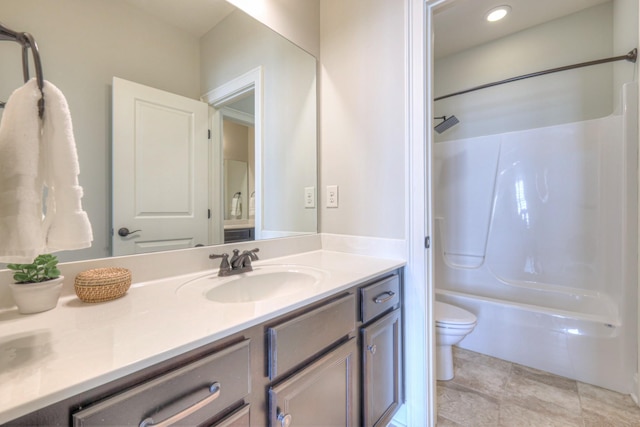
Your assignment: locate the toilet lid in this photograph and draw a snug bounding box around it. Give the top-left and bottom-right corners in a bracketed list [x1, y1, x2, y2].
[435, 301, 477, 325]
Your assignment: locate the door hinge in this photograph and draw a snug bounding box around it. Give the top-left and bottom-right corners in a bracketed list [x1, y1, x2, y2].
[208, 208, 211, 219]
[208, 129, 211, 139]
[425, 236, 431, 249]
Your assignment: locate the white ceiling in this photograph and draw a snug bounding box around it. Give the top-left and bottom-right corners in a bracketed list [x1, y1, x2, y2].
[125, 0, 235, 38]
[124, 0, 612, 55]
[433, 0, 612, 58]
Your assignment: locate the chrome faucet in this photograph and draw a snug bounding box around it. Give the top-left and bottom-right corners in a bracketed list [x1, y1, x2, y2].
[231, 248, 260, 269]
[210, 248, 259, 276]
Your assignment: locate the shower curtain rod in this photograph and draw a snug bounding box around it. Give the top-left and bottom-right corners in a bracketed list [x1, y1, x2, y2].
[434, 48, 637, 102]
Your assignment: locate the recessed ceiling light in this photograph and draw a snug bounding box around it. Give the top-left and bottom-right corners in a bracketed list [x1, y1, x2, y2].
[485, 5, 511, 22]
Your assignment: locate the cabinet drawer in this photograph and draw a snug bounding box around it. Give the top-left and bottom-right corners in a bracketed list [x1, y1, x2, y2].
[268, 293, 355, 380]
[360, 274, 400, 324]
[73, 340, 251, 426]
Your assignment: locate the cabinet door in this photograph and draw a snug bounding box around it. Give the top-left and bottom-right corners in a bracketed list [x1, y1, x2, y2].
[268, 338, 358, 427]
[362, 309, 402, 427]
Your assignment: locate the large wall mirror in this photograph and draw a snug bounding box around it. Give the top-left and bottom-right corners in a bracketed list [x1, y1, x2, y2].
[1, 0, 317, 262]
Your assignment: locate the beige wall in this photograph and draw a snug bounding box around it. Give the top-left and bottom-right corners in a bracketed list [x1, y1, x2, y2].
[223, 120, 250, 161]
[227, 0, 320, 57]
[319, 0, 407, 240]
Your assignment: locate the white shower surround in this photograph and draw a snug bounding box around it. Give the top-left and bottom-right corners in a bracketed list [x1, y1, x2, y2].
[434, 83, 638, 394]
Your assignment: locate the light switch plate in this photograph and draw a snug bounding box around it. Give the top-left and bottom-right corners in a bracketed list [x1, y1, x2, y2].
[327, 185, 339, 208]
[304, 187, 315, 208]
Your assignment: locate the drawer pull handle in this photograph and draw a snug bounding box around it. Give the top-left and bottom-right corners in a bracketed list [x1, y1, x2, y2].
[368, 344, 377, 355]
[139, 382, 221, 427]
[373, 291, 395, 304]
[277, 412, 293, 427]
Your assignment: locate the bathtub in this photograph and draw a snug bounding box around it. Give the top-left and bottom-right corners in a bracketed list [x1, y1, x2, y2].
[433, 83, 638, 394]
[435, 286, 631, 393]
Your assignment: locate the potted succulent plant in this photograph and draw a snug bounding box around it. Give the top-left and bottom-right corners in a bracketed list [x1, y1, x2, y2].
[7, 254, 64, 314]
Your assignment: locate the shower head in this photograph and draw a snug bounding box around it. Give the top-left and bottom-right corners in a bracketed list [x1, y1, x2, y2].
[434, 115, 459, 134]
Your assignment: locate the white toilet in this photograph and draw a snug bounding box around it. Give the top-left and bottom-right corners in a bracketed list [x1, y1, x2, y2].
[435, 301, 477, 381]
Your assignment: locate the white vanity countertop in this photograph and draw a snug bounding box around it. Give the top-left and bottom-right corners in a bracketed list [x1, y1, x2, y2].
[223, 220, 255, 230]
[0, 250, 405, 423]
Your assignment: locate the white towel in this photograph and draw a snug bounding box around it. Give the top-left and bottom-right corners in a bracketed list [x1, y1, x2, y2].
[41, 80, 93, 252]
[0, 79, 93, 263]
[230, 193, 242, 217]
[249, 191, 255, 218]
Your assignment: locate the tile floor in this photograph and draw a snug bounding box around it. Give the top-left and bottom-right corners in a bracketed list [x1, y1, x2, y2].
[436, 347, 640, 426]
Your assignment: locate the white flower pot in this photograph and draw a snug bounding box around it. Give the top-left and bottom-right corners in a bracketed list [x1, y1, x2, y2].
[9, 276, 64, 314]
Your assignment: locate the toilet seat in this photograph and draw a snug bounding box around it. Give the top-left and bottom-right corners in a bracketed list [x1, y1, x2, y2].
[435, 301, 477, 327]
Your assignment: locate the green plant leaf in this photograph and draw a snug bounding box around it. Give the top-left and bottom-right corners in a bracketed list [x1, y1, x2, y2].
[8, 254, 59, 283]
[13, 272, 29, 283]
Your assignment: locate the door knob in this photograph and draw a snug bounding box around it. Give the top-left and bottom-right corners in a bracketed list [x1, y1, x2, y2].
[118, 227, 141, 237]
[277, 412, 292, 427]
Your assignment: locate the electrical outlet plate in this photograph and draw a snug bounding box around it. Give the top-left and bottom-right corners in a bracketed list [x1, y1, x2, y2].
[304, 187, 315, 208]
[327, 185, 338, 208]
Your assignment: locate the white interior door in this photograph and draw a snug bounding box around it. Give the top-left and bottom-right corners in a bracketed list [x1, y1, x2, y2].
[112, 77, 210, 256]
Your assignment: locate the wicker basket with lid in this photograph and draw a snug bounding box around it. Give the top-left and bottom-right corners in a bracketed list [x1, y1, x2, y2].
[74, 267, 131, 303]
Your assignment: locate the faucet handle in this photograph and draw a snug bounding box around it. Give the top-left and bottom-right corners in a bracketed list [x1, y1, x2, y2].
[245, 248, 260, 261]
[209, 253, 230, 271]
[209, 252, 228, 260]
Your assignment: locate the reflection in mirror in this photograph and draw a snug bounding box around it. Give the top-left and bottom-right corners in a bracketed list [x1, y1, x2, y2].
[1, 0, 317, 262]
[222, 93, 256, 242]
[225, 160, 248, 221]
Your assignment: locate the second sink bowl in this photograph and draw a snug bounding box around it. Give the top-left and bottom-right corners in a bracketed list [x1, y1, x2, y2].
[176, 265, 329, 303]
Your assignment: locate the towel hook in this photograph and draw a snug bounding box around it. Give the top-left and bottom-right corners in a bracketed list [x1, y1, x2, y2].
[19, 32, 45, 119]
[0, 23, 45, 118]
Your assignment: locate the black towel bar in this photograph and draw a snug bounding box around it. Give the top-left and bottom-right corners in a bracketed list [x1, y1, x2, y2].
[0, 22, 45, 118]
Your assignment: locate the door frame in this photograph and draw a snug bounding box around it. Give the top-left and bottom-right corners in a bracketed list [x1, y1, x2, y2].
[202, 66, 264, 242]
[406, 0, 467, 425]
[404, 0, 433, 425]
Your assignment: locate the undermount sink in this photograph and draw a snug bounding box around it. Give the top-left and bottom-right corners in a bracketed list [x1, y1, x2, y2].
[176, 265, 329, 303]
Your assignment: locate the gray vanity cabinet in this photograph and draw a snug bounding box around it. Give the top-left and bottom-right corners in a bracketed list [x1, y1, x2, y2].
[224, 228, 255, 243]
[7, 270, 404, 427]
[359, 274, 403, 427]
